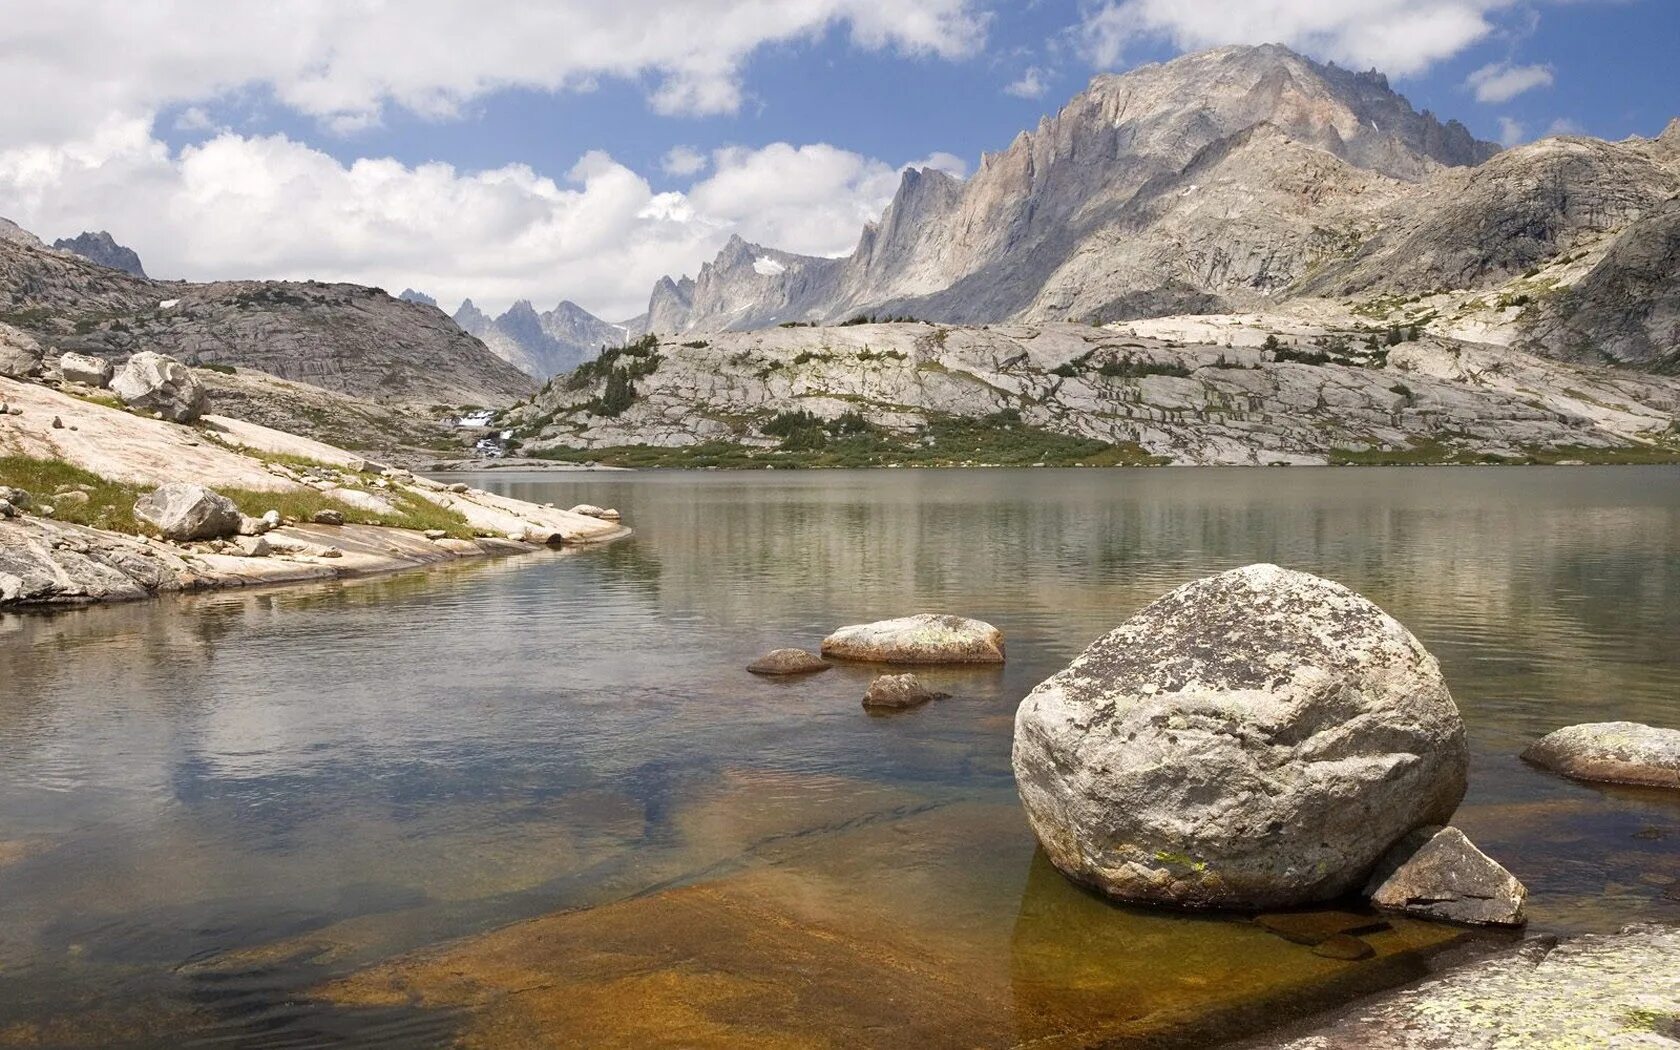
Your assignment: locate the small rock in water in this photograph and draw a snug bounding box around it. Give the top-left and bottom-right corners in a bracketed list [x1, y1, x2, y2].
[1522, 721, 1680, 789]
[862, 673, 948, 709]
[1365, 826, 1527, 927]
[747, 649, 831, 676]
[1311, 934, 1376, 961]
[311, 509, 346, 526]
[822, 614, 1005, 665]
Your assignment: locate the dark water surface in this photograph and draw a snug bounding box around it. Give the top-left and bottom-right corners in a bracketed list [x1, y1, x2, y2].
[3, 467, 1678, 1047]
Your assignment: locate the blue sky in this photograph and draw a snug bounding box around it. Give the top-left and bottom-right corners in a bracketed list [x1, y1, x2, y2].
[4, 1, 1677, 320]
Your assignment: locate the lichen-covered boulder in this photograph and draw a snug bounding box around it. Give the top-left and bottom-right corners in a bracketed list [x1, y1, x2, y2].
[59, 351, 113, 387]
[1522, 721, 1680, 789]
[132, 483, 242, 541]
[822, 614, 1004, 665]
[1365, 826, 1527, 927]
[747, 648, 830, 676]
[110, 351, 208, 422]
[1013, 564, 1468, 910]
[0, 323, 44, 379]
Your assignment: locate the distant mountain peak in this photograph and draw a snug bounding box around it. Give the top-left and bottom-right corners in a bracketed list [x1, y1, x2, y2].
[52, 230, 146, 278]
[398, 288, 437, 308]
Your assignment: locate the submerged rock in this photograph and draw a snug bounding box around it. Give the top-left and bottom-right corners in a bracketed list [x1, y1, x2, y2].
[862, 673, 949, 709]
[110, 351, 208, 423]
[1365, 826, 1527, 927]
[58, 351, 113, 387]
[822, 614, 1005, 665]
[1012, 564, 1468, 910]
[748, 648, 831, 676]
[132, 483, 241, 541]
[1522, 721, 1680, 789]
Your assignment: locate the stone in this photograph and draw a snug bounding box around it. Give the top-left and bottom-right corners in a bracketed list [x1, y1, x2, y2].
[236, 514, 270, 536]
[320, 547, 343, 559]
[1012, 564, 1468, 910]
[747, 648, 831, 676]
[448, 482, 469, 493]
[1310, 934, 1375, 961]
[0, 500, 15, 518]
[311, 509, 346, 526]
[568, 503, 611, 519]
[862, 673, 948, 710]
[261, 510, 282, 528]
[1253, 911, 1391, 947]
[1365, 826, 1527, 927]
[51, 415, 63, 429]
[1522, 721, 1680, 789]
[132, 483, 242, 541]
[110, 351, 209, 423]
[230, 535, 272, 558]
[0, 323, 44, 379]
[0, 486, 32, 511]
[58, 351, 113, 387]
[822, 614, 1005, 665]
[423, 529, 448, 541]
[53, 490, 89, 509]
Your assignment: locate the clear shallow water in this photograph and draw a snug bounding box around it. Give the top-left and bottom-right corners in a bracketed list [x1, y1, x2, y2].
[2, 466, 1678, 1047]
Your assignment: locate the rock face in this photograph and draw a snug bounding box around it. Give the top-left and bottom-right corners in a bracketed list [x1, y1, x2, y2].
[0, 322, 44, 379]
[747, 649, 830, 676]
[51, 230, 146, 277]
[862, 673, 947, 709]
[58, 351, 113, 387]
[822, 614, 1005, 665]
[454, 297, 624, 379]
[110, 351, 209, 422]
[1012, 564, 1468, 910]
[1522, 722, 1680, 789]
[132, 483, 242, 541]
[1268, 924, 1680, 1049]
[1364, 826, 1527, 927]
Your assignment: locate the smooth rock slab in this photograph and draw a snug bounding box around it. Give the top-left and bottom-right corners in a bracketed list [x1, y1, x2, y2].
[132, 483, 242, 541]
[747, 648, 831, 676]
[1013, 564, 1468, 910]
[1365, 826, 1527, 927]
[822, 614, 1005, 665]
[1522, 721, 1680, 789]
[862, 673, 948, 709]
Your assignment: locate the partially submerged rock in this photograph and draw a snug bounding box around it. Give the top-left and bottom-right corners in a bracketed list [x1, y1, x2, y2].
[132, 483, 242, 541]
[1012, 564, 1468, 910]
[822, 614, 1005, 665]
[58, 351, 112, 387]
[110, 351, 208, 423]
[862, 673, 948, 709]
[748, 648, 831, 676]
[1522, 721, 1680, 789]
[1365, 826, 1527, 927]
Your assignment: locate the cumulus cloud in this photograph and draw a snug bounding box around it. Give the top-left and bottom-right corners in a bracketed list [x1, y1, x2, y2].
[1497, 116, 1527, 147]
[1078, 0, 1530, 77]
[1545, 117, 1585, 137]
[1467, 61, 1554, 103]
[0, 1, 989, 144]
[1005, 67, 1050, 99]
[661, 146, 710, 177]
[0, 128, 945, 320]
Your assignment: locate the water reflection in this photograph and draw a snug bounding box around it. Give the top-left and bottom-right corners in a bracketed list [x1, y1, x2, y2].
[1, 467, 1677, 1047]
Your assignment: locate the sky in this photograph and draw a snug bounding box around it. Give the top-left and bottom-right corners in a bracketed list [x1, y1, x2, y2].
[0, 1, 1675, 322]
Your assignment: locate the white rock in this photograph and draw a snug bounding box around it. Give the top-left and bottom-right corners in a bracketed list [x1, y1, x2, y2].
[58, 352, 113, 387]
[132, 483, 242, 541]
[110, 351, 208, 423]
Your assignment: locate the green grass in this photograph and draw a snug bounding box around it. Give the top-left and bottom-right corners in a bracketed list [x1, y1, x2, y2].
[218, 484, 476, 538]
[0, 456, 155, 533]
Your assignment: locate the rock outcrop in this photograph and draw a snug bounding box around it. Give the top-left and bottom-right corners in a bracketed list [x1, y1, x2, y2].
[862, 673, 947, 709]
[822, 614, 1005, 665]
[51, 230, 146, 277]
[1364, 826, 1527, 927]
[1012, 564, 1468, 910]
[110, 351, 208, 422]
[0, 322, 44, 379]
[454, 297, 624, 379]
[1522, 721, 1680, 789]
[747, 649, 831, 676]
[132, 483, 242, 541]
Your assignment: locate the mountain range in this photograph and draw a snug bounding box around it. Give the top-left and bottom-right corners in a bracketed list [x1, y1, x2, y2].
[449, 297, 627, 379]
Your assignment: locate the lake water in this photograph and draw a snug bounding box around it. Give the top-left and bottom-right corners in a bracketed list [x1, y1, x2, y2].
[3, 467, 1678, 1048]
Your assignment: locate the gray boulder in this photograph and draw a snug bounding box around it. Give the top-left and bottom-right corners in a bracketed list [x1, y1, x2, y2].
[132, 483, 242, 541]
[568, 503, 622, 522]
[822, 614, 1005, 665]
[1522, 721, 1680, 789]
[1012, 564, 1468, 910]
[0, 486, 32, 510]
[110, 351, 208, 423]
[0, 323, 44, 379]
[59, 351, 113, 387]
[747, 648, 831, 676]
[863, 673, 948, 710]
[311, 508, 346, 526]
[1365, 826, 1527, 927]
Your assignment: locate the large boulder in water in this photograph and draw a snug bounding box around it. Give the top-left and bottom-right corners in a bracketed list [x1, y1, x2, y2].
[821, 614, 1004, 665]
[1522, 721, 1680, 789]
[1012, 564, 1468, 911]
[110, 351, 207, 422]
[133, 483, 242, 541]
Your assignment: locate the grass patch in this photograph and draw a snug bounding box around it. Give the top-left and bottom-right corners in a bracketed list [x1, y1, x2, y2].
[0, 455, 153, 533]
[218, 485, 476, 538]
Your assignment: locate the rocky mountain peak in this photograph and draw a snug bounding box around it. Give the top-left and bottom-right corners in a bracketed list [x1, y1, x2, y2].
[453, 298, 492, 335]
[0, 217, 45, 249]
[51, 230, 147, 277]
[398, 288, 437, 308]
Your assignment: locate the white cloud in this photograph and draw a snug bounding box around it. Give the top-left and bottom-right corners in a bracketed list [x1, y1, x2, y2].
[0, 128, 942, 321]
[661, 146, 710, 177]
[1005, 67, 1050, 99]
[1467, 61, 1554, 103]
[1497, 116, 1527, 146]
[907, 152, 971, 179]
[1077, 0, 1528, 77]
[0, 1, 989, 145]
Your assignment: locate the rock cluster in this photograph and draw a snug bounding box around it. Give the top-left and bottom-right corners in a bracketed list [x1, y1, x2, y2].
[822, 614, 1005, 665]
[1012, 564, 1468, 910]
